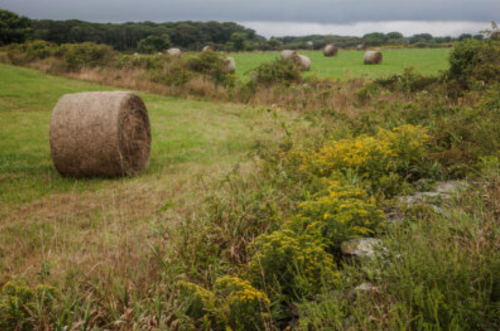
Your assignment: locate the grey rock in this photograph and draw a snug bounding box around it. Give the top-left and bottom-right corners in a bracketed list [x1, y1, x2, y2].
[341, 238, 384, 259]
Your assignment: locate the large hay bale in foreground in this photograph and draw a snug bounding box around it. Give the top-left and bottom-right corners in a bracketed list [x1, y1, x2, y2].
[281, 50, 297, 61]
[166, 48, 182, 57]
[50, 92, 151, 177]
[323, 44, 338, 57]
[224, 57, 236, 74]
[364, 51, 383, 65]
[293, 54, 311, 71]
[202, 46, 214, 52]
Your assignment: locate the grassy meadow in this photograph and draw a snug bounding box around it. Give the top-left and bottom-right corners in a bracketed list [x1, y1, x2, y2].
[230, 48, 451, 79]
[2, 38, 500, 330]
[0, 63, 302, 285]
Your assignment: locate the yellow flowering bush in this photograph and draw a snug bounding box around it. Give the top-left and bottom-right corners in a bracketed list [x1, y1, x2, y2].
[0, 281, 58, 330]
[302, 125, 431, 194]
[178, 280, 216, 321]
[248, 229, 340, 301]
[215, 276, 271, 330]
[288, 180, 385, 254]
[178, 277, 270, 331]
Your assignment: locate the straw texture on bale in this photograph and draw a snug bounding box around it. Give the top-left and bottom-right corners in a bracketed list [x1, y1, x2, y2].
[357, 44, 367, 51]
[364, 51, 383, 65]
[224, 57, 236, 74]
[293, 54, 311, 71]
[167, 48, 182, 57]
[323, 44, 338, 57]
[50, 91, 151, 177]
[281, 50, 297, 61]
[202, 46, 214, 52]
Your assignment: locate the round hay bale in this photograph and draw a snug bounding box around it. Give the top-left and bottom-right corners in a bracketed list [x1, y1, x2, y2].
[167, 48, 182, 57]
[224, 57, 236, 74]
[202, 46, 214, 52]
[281, 50, 297, 61]
[364, 51, 383, 65]
[357, 43, 367, 51]
[293, 54, 311, 71]
[50, 91, 151, 177]
[323, 44, 338, 57]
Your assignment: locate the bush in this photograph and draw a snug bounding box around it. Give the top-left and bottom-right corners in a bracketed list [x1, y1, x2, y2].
[186, 51, 232, 85]
[289, 179, 385, 255]
[251, 59, 301, 87]
[248, 229, 340, 301]
[0, 281, 58, 330]
[447, 39, 500, 90]
[137, 35, 171, 54]
[6, 40, 56, 64]
[375, 67, 439, 94]
[302, 125, 432, 195]
[178, 277, 270, 331]
[60, 42, 115, 71]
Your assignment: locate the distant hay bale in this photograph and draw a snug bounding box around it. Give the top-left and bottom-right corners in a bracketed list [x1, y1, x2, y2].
[357, 44, 367, 51]
[364, 51, 383, 65]
[167, 48, 182, 57]
[202, 46, 214, 52]
[281, 50, 297, 61]
[50, 91, 151, 177]
[224, 57, 236, 74]
[293, 54, 311, 71]
[323, 44, 338, 57]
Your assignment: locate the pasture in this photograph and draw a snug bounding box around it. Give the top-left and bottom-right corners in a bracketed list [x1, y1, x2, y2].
[230, 48, 451, 79]
[0, 63, 299, 284]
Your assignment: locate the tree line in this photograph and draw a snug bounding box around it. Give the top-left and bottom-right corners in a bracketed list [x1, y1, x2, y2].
[1, 9, 497, 53]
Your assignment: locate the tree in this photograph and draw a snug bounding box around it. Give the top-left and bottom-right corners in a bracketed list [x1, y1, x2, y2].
[137, 34, 171, 54]
[409, 33, 434, 44]
[0, 9, 32, 46]
[362, 32, 387, 46]
[230, 32, 247, 51]
[458, 34, 473, 41]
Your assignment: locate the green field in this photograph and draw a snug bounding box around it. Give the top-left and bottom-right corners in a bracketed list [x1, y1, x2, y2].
[230, 48, 451, 79]
[0, 63, 299, 282]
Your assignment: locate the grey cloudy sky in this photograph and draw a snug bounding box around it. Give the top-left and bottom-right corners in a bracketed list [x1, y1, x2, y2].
[0, 0, 498, 37]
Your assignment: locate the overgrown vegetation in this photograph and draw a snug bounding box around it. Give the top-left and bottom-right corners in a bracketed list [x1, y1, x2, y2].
[2, 37, 500, 329]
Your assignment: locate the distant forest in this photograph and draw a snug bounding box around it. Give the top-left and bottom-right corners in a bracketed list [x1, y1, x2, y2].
[0, 9, 489, 52]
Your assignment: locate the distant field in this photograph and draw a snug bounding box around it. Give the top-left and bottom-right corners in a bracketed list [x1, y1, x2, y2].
[230, 48, 452, 79]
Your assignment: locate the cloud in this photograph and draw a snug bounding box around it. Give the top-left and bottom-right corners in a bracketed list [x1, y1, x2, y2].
[1, 0, 499, 24]
[242, 21, 492, 38]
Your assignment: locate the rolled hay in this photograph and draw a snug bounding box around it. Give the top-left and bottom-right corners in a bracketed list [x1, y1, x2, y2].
[281, 50, 297, 61]
[323, 44, 338, 57]
[364, 51, 383, 65]
[202, 46, 214, 52]
[293, 54, 311, 71]
[166, 48, 182, 57]
[50, 91, 151, 177]
[357, 43, 367, 51]
[224, 57, 236, 74]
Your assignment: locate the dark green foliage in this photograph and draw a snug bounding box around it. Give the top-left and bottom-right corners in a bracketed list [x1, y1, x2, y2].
[447, 39, 500, 89]
[0, 10, 32, 46]
[137, 35, 171, 54]
[186, 51, 233, 85]
[251, 59, 301, 87]
[375, 67, 439, 94]
[60, 42, 115, 71]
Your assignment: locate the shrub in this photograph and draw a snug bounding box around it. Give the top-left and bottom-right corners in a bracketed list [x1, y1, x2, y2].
[61, 42, 115, 71]
[215, 276, 270, 330]
[178, 277, 270, 331]
[375, 67, 439, 94]
[251, 59, 301, 87]
[302, 125, 431, 195]
[137, 35, 171, 54]
[0, 281, 58, 330]
[289, 179, 385, 255]
[447, 39, 500, 90]
[186, 51, 232, 85]
[248, 229, 340, 301]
